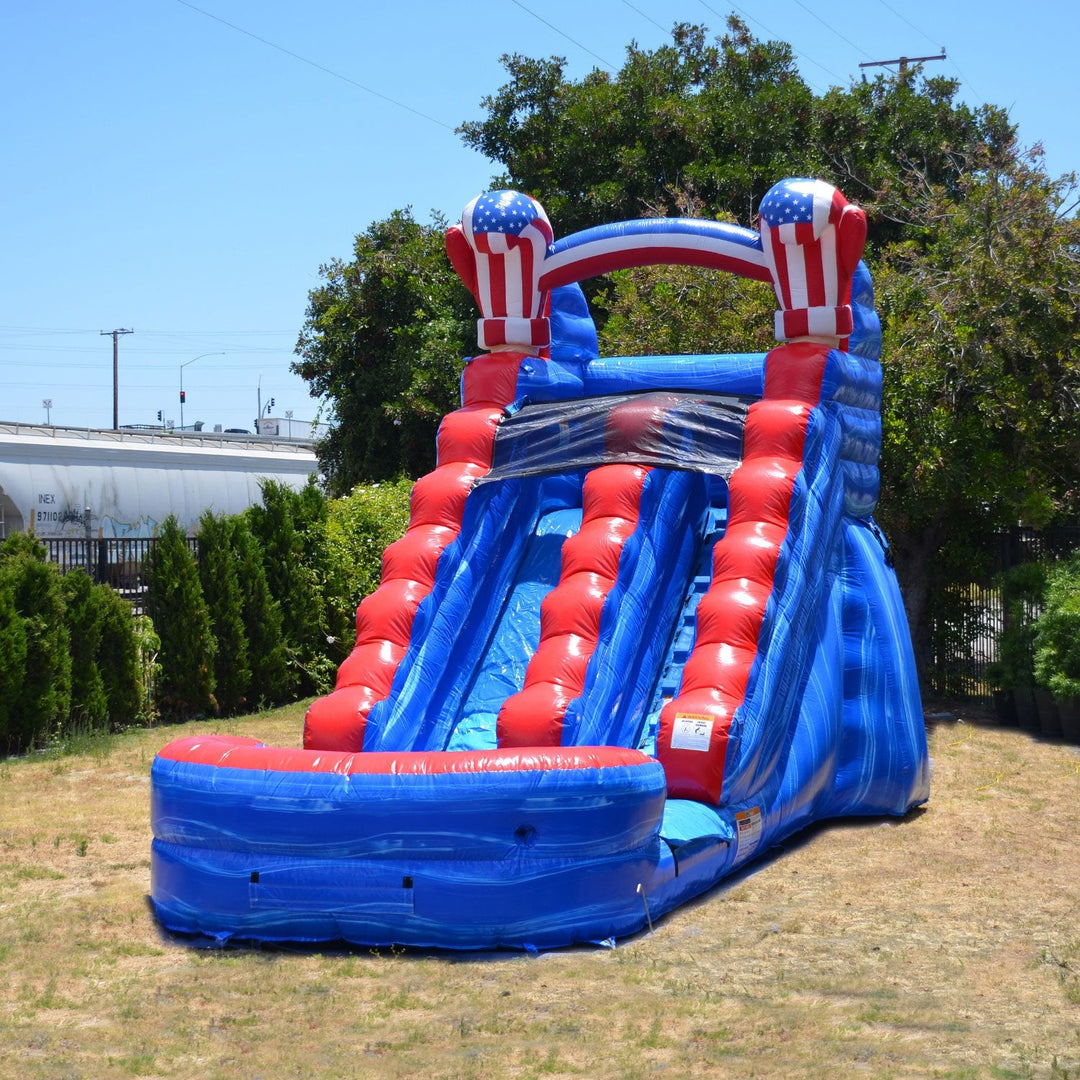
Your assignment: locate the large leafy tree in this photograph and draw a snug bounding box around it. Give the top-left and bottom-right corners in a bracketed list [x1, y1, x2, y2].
[293, 209, 476, 493]
[593, 157, 1079, 668]
[458, 21, 818, 234]
[813, 68, 1015, 250]
[872, 149, 1080, 660]
[293, 17, 1079, 673]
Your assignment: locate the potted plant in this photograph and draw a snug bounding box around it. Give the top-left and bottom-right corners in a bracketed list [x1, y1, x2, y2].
[1034, 551, 1080, 743]
[996, 561, 1048, 732]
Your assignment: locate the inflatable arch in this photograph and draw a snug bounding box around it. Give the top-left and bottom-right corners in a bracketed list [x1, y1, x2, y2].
[151, 178, 930, 949]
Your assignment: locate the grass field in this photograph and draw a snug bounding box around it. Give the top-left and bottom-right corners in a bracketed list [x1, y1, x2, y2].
[0, 701, 1078, 1079]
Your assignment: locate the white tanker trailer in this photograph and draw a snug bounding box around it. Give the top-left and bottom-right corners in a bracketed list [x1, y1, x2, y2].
[0, 422, 319, 540]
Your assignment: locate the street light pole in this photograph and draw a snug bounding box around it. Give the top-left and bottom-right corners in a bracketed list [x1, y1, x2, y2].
[180, 352, 224, 430]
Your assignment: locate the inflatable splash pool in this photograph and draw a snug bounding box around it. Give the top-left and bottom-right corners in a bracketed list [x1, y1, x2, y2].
[151, 177, 930, 949]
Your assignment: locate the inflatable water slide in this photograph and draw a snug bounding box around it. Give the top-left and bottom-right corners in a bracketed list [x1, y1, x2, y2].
[151, 178, 930, 949]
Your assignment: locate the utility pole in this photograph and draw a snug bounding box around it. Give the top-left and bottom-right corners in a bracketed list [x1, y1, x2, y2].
[100, 327, 133, 430]
[859, 49, 946, 77]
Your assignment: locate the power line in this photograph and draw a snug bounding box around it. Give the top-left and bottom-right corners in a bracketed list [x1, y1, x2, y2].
[696, 0, 841, 86]
[619, 0, 669, 34]
[871, 0, 978, 97]
[789, 0, 871, 59]
[873, 0, 941, 52]
[508, 0, 617, 70]
[172, 0, 454, 131]
[0, 325, 295, 337]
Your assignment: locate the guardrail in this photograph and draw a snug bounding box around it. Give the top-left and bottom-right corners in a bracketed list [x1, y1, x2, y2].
[0, 420, 319, 451]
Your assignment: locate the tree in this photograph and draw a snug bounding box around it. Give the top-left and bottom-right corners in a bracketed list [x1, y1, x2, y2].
[231, 515, 294, 707]
[61, 569, 108, 731]
[0, 574, 28, 754]
[459, 19, 1012, 250]
[197, 511, 252, 715]
[293, 209, 476, 492]
[246, 480, 331, 695]
[458, 20, 818, 234]
[144, 516, 216, 719]
[871, 149, 1080, 664]
[0, 533, 71, 750]
[813, 68, 1015, 250]
[293, 17, 1078, 675]
[96, 586, 142, 725]
[457, 20, 1080, 667]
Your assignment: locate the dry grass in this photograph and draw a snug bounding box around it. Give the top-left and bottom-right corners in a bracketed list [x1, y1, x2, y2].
[0, 702, 1078, 1079]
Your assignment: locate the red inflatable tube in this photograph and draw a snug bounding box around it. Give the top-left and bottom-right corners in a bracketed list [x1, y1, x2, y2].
[304, 357, 524, 752]
[159, 733, 655, 777]
[656, 341, 830, 803]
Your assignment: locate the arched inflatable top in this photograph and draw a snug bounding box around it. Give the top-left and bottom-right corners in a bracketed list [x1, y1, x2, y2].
[540, 216, 770, 290]
[446, 177, 868, 353]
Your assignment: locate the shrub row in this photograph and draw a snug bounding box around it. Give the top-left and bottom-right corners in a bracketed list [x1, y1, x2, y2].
[143, 476, 413, 723]
[994, 554, 1080, 697]
[0, 533, 153, 754]
[992, 551, 1080, 740]
[0, 476, 414, 753]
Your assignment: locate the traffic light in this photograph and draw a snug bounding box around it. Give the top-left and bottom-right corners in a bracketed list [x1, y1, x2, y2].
[157, 410, 162, 421]
[180, 390, 186, 403]
[268, 397, 275, 413]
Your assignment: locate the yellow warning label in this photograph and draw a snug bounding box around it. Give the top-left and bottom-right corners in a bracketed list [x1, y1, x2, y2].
[735, 807, 763, 856]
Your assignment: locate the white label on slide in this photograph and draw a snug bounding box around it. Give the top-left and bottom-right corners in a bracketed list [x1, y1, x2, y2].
[671, 713, 714, 751]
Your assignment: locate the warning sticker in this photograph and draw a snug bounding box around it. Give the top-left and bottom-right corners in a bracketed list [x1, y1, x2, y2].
[671, 713, 714, 752]
[735, 807, 763, 857]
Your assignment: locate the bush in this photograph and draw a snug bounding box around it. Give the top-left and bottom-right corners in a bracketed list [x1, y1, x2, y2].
[992, 560, 1048, 690]
[132, 614, 161, 723]
[1034, 551, 1080, 699]
[144, 516, 216, 719]
[198, 512, 252, 715]
[322, 477, 413, 645]
[61, 569, 109, 731]
[0, 575, 28, 754]
[246, 479, 330, 695]
[0, 533, 72, 751]
[232, 516, 294, 707]
[96, 587, 143, 725]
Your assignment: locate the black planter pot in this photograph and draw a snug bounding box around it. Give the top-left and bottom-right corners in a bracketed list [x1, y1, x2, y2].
[993, 689, 1018, 727]
[1012, 687, 1040, 733]
[1056, 696, 1080, 744]
[1034, 688, 1063, 738]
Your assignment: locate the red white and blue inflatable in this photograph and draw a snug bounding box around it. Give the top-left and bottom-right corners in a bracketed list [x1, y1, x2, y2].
[151, 178, 930, 949]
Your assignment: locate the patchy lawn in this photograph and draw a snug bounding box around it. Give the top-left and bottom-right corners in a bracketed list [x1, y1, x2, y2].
[0, 702, 1077, 1079]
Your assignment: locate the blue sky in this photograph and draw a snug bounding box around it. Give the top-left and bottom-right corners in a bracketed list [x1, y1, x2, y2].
[2, 0, 1076, 434]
